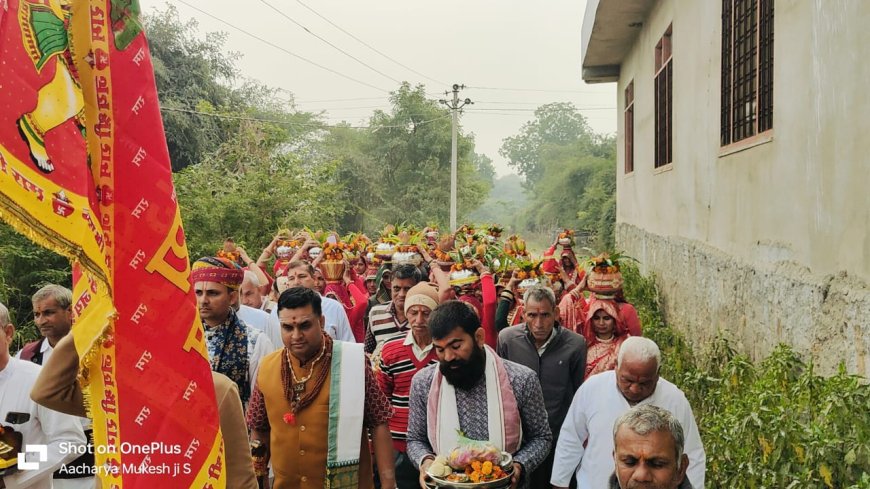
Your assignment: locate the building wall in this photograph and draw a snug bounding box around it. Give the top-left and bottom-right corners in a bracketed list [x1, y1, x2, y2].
[614, 0, 870, 376]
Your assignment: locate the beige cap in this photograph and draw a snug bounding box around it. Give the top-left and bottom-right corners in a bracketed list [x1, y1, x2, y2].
[403, 282, 440, 314]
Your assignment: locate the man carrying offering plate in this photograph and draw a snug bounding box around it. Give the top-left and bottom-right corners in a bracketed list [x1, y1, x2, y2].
[406, 301, 552, 489]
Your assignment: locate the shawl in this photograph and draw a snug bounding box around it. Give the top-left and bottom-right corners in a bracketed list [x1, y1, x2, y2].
[205, 309, 251, 403]
[325, 341, 366, 488]
[426, 345, 522, 455]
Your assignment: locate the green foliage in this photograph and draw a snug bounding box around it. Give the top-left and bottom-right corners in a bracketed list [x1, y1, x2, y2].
[145, 5, 251, 171]
[622, 264, 870, 488]
[499, 102, 595, 186]
[487, 103, 617, 248]
[174, 120, 343, 259]
[0, 222, 70, 351]
[467, 174, 527, 229]
[321, 83, 490, 233]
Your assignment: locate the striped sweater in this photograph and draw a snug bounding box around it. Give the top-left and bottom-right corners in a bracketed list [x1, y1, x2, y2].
[375, 334, 438, 452]
[365, 301, 408, 354]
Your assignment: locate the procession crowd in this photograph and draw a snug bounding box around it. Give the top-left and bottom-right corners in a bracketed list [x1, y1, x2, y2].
[1, 226, 705, 489]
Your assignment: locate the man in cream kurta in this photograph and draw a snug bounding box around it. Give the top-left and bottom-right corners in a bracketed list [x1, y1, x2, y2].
[551, 337, 706, 489]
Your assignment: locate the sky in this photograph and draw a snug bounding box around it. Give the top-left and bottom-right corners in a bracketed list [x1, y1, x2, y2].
[140, 0, 617, 177]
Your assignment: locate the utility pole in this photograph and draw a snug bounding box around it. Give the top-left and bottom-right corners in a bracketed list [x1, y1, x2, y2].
[440, 84, 472, 232]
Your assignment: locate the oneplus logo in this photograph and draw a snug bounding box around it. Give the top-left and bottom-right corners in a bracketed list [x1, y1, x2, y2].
[18, 444, 47, 470]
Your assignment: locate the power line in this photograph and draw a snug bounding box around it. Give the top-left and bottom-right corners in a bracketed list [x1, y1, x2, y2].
[304, 105, 394, 111]
[160, 106, 450, 129]
[293, 0, 448, 86]
[174, 0, 390, 94]
[466, 86, 604, 94]
[256, 0, 404, 85]
[463, 110, 616, 119]
[468, 107, 615, 112]
[295, 96, 390, 103]
[475, 100, 614, 107]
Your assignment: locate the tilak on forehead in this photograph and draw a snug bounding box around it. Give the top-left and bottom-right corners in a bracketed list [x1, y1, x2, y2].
[191, 256, 244, 290]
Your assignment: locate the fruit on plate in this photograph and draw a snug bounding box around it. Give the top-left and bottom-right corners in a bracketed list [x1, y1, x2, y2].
[429, 456, 452, 478]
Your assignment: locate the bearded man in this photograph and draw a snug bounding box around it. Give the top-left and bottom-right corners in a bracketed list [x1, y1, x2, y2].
[406, 301, 552, 489]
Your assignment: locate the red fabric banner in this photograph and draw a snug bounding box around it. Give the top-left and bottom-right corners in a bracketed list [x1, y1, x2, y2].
[0, 1, 225, 486]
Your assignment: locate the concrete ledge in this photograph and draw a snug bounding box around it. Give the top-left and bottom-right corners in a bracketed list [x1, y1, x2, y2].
[617, 222, 870, 377]
[582, 65, 621, 83]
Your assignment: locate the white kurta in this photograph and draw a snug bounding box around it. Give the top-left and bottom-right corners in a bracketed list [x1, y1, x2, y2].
[551, 370, 706, 489]
[237, 304, 282, 352]
[14, 339, 53, 365]
[268, 295, 355, 343]
[1, 358, 86, 489]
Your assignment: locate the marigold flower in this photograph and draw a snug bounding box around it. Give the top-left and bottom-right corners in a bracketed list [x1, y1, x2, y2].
[481, 461, 493, 476]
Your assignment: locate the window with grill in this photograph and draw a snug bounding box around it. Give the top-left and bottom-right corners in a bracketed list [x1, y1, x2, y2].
[625, 81, 634, 173]
[654, 26, 673, 168]
[721, 0, 774, 146]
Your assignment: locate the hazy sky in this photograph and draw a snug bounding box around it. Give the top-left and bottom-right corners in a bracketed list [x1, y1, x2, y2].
[140, 0, 617, 176]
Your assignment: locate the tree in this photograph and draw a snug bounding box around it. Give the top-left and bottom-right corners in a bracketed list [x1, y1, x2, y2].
[174, 116, 343, 259]
[0, 223, 70, 349]
[472, 151, 496, 185]
[146, 5, 248, 171]
[499, 102, 595, 187]
[318, 83, 491, 232]
[493, 104, 617, 249]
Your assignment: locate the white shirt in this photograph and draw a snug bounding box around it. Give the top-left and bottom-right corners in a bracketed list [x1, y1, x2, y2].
[269, 295, 355, 343]
[14, 339, 54, 365]
[237, 305, 282, 352]
[536, 328, 557, 356]
[551, 370, 706, 489]
[402, 330, 434, 362]
[1, 358, 86, 489]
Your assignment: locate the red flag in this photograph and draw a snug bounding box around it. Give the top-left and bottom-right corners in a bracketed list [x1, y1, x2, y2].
[0, 1, 225, 486]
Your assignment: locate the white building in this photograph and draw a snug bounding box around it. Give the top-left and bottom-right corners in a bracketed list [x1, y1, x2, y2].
[581, 0, 869, 376]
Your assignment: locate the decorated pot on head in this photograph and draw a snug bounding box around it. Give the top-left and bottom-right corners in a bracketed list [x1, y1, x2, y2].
[375, 242, 396, 263]
[586, 270, 623, 297]
[276, 245, 294, 261]
[585, 252, 626, 298]
[449, 269, 479, 288]
[366, 251, 375, 263]
[517, 277, 542, 296]
[392, 251, 423, 266]
[558, 229, 576, 247]
[318, 260, 346, 283]
[424, 229, 440, 248]
[308, 246, 322, 259]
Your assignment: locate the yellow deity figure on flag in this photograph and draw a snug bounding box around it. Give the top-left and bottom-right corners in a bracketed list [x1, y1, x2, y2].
[16, 0, 84, 173]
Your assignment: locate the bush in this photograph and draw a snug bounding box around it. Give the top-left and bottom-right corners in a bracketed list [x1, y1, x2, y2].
[622, 263, 870, 488]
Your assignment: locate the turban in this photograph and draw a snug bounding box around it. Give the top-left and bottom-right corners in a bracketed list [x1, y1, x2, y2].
[191, 257, 244, 290]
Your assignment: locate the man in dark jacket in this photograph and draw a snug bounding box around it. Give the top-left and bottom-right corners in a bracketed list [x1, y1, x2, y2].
[497, 284, 586, 488]
[609, 405, 694, 489]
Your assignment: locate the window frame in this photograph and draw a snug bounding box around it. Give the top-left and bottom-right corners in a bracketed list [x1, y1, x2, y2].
[624, 80, 635, 174]
[720, 0, 774, 149]
[654, 25, 673, 169]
